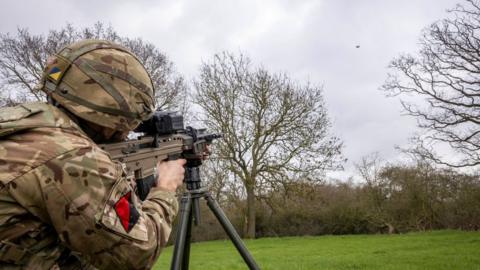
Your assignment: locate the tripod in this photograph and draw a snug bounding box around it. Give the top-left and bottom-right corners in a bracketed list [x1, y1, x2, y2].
[170, 166, 260, 270]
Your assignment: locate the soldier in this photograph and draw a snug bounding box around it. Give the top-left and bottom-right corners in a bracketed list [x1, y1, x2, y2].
[0, 39, 186, 269]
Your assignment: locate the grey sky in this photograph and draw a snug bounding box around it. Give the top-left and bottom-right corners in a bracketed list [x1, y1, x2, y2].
[1, 0, 457, 179]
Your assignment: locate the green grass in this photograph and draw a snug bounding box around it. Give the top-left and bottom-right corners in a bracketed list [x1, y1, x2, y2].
[154, 230, 480, 269]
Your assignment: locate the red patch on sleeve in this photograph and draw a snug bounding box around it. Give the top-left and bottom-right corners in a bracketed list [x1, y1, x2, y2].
[114, 192, 139, 232]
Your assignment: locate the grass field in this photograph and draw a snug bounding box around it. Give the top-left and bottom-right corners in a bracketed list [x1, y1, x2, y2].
[154, 230, 480, 269]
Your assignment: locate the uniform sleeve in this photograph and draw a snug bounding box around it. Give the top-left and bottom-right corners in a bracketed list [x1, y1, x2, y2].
[17, 145, 179, 269]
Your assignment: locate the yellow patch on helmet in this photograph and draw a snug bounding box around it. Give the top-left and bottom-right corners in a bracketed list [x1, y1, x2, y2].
[48, 66, 62, 81]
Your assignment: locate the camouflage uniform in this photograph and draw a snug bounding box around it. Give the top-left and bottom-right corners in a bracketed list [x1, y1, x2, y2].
[0, 40, 179, 269]
[0, 102, 178, 269]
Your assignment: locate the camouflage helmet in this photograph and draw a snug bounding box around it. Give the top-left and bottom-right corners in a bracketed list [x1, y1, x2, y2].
[38, 39, 155, 132]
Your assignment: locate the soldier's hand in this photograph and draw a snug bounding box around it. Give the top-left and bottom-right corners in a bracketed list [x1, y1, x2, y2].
[156, 159, 186, 192]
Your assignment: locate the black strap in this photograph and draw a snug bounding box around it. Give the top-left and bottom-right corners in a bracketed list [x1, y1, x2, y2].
[74, 58, 131, 113]
[79, 58, 153, 95]
[56, 83, 139, 119]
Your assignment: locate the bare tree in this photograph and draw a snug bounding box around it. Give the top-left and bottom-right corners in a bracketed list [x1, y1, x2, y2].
[0, 22, 186, 109]
[382, 0, 480, 168]
[356, 153, 398, 233]
[195, 52, 344, 238]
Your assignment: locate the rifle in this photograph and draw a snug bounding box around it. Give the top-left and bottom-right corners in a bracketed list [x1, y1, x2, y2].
[99, 110, 221, 200]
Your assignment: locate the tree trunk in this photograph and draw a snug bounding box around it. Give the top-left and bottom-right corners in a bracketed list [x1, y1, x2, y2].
[386, 223, 397, 234]
[245, 184, 256, 239]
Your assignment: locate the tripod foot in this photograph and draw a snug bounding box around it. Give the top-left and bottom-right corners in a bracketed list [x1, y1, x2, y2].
[206, 194, 260, 270]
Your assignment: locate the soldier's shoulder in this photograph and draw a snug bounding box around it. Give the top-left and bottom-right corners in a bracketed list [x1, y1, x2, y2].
[0, 102, 83, 136]
[0, 102, 98, 184]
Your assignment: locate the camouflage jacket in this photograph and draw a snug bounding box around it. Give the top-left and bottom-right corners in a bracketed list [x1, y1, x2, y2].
[0, 102, 179, 270]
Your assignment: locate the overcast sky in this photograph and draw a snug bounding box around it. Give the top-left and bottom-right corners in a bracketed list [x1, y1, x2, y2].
[1, 0, 458, 180]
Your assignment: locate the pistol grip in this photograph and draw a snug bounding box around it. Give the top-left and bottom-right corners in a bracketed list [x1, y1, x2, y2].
[136, 175, 156, 201]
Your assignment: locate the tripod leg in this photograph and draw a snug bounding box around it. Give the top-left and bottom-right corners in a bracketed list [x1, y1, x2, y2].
[171, 193, 192, 270]
[205, 194, 260, 270]
[192, 197, 201, 225]
[181, 202, 194, 270]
